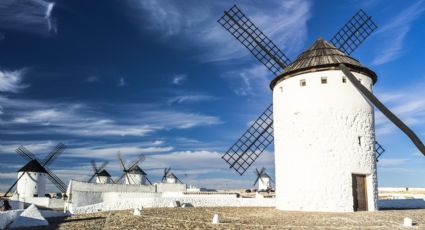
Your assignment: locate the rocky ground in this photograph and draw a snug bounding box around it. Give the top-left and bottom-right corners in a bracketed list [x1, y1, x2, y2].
[15, 207, 425, 230]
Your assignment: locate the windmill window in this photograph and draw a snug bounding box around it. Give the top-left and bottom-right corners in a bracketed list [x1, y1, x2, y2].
[321, 77, 327, 84]
[300, 79, 306, 87]
[358, 136, 362, 146]
[279, 86, 283, 92]
[342, 77, 347, 83]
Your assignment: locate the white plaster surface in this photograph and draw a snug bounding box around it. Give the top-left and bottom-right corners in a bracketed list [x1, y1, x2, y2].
[9, 204, 48, 229]
[258, 177, 271, 191]
[0, 210, 22, 230]
[16, 172, 46, 198]
[273, 70, 377, 212]
[69, 196, 275, 214]
[10, 197, 64, 209]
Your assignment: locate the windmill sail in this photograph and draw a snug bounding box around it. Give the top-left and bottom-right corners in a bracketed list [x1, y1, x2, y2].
[222, 104, 274, 175]
[330, 9, 378, 55]
[218, 5, 380, 175]
[339, 64, 425, 156]
[218, 5, 291, 76]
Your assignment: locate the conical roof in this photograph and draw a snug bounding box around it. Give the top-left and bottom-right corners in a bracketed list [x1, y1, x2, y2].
[96, 169, 111, 177]
[127, 165, 147, 175]
[270, 38, 377, 89]
[17, 160, 47, 173]
[166, 172, 177, 179]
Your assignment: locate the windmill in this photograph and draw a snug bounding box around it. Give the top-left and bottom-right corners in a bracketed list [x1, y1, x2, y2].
[253, 167, 272, 191]
[161, 167, 183, 184]
[218, 5, 425, 212]
[87, 160, 113, 184]
[116, 152, 152, 185]
[2, 143, 67, 199]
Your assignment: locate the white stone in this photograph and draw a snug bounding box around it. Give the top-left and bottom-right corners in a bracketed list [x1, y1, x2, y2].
[212, 214, 220, 224]
[133, 207, 143, 216]
[403, 217, 413, 227]
[169, 200, 180, 208]
[9, 204, 48, 228]
[0, 210, 23, 230]
[273, 69, 378, 212]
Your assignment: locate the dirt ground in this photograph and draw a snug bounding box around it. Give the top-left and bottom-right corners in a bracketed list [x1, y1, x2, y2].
[14, 207, 425, 230]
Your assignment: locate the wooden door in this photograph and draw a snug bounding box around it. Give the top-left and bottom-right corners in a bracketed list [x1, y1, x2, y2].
[352, 174, 368, 211]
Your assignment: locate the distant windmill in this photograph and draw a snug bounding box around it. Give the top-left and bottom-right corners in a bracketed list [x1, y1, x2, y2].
[217, 5, 424, 212]
[87, 160, 113, 184]
[161, 167, 183, 184]
[253, 167, 272, 191]
[2, 143, 67, 198]
[116, 152, 152, 185]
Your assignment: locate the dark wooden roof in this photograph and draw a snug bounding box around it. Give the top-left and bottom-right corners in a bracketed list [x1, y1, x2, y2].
[17, 160, 47, 173]
[96, 169, 111, 177]
[128, 165, 147, 175]
[270, 38, 377, 89]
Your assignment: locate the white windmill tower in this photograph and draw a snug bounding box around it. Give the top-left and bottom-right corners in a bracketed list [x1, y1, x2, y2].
[2, 144, 67, 199]
[116, 152, 152, 185]
[86, 160, 113, 184]
[253, 167, 272, 191]
[218, 5, 425, 212]
[161, 168, 183, 184]
[16, 160, 47, 198]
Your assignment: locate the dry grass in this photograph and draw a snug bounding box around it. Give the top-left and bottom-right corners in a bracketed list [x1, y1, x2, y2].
[16, 207, 425, 230]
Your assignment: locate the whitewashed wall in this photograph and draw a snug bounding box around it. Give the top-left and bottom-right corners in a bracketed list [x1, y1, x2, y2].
[16, 172, 46, 198]
[70, 196, 275, 214]
[273, 69, 377, 212]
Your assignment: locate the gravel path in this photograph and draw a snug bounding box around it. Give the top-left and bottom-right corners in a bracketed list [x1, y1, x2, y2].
[22, 207, 425, 229]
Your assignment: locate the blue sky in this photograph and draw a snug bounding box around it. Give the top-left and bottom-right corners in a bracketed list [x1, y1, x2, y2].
[0, 0, 425, 192]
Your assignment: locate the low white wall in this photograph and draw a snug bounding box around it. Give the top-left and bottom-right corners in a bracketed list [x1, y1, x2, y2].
[9, 197, 64, 209]
[67, 180, 156, 207]
[70, 196, 275, 214]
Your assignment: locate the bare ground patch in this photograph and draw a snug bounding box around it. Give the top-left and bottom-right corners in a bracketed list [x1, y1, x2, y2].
[20, 207, 425, 230]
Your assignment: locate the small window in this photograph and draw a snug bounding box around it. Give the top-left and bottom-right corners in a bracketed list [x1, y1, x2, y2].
[342, 77, 346, 83]
[300, 79, 306, 87]
[321, 77, 327, 84]
[279, 86, 283, 92]
[358, 136, 362, 146]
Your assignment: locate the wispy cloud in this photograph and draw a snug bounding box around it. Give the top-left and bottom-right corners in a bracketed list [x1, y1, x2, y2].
[84, 75, 101, 83]
[221, 64, 270, 97]
[0, 68, 28, 93]
[171, 74, 187, 85]
[0, 0, 56, 36]
[117, 77, 126, 87]
[0, 96, 222, 137]
[123, 0, 312, 62]
[375, 82, 425, 136]
[372, 1, 425, 65]
[378, 158, 409, 167]
[167, 95, 216, 105]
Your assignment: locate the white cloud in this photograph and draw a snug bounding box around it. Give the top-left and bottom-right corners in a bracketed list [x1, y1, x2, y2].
[118, 77, 126, 87]
[84, 75, 100, 83]
[0, 96, 221, 137]
[172, 74, 187, 85]
[123, 0, 312, 62]
[167, 95, 215, 105]
[372, 1, 425, 65]
[375, 82, 425, 136]
[378, 158, 409, 167]
[221, 64, 270, 97]
[0, 69, 28, 93]
[0, 0, 56, 36]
